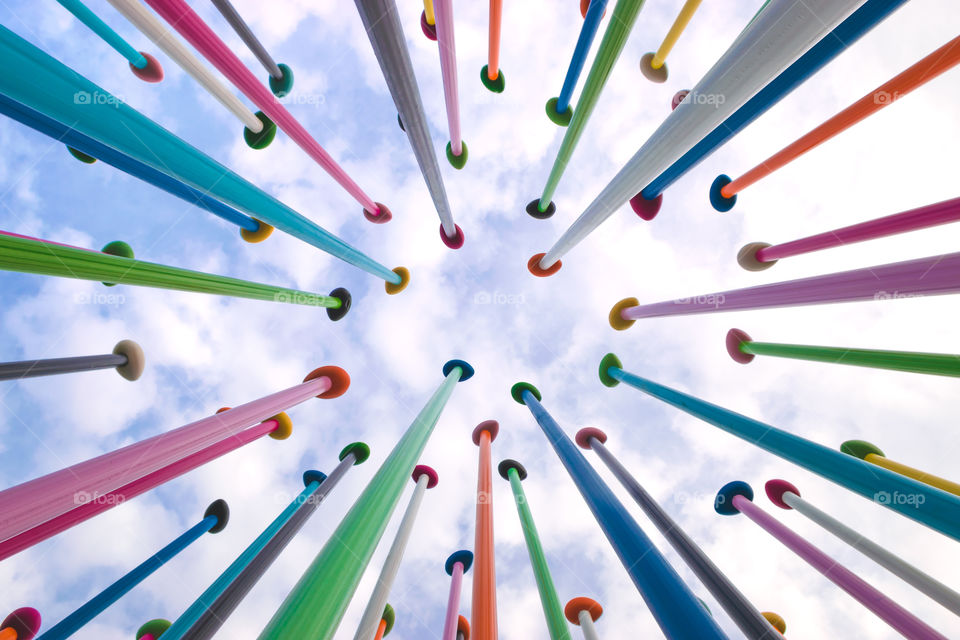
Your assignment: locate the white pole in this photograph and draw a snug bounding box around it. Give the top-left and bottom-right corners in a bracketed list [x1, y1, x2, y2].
[578, 610, 600, 640]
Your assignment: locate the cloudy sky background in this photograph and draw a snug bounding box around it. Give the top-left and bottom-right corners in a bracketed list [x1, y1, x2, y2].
[1, 0, 959, 638]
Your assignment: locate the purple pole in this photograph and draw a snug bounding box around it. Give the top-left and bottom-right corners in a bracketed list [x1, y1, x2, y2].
[434, 0, 466, 167]
[716, 481, 948, 640]
[441, 551, 473, 640]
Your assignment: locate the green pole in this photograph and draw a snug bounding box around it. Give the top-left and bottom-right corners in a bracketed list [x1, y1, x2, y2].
[258, 359, 475, 640]
[531, 0, 645, 215]
[0, 233, 348, 314]
[499, 459, 571, 640]
[727, 328, 960, 377]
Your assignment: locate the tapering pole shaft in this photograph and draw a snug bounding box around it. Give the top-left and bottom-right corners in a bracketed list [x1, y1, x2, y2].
[578, 612, 599, 640]
[36, 511, 225, 640]
[0, 369, 343, 543]
[0, 353, 125, 381]
[55, 0, 148, 68]
[0, 27, 401, 284]
[601, 357, 960, 540]
[553, 0, 608, 115]
[650, 0, 702, 68]
[770, 482, 960, 616]
[434, 0, 463, 156]
[423, 0, 435, 24]
[441, 564, 465, 640]
[721, 35, 960, 200]
[537, 0, 866, 269]
[258, 361, 471, 639]
[586, 434, 776, 638]
[487, 0, 502, 81]
[862, 456, 960, 498]
[505, 466, 570, 640]
[210, 0, 283, 78]
[353, 467, 435, 640]
[514, 386, 727, 639]
[472, 422, 499, 640]
[725, 491, 947, 640]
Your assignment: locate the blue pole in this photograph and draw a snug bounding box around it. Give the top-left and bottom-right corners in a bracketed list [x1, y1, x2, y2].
[37, 501, 228, 640]
[639, 0, 907, 202]
[0, 26, 402, 285]
[55, 0, 148, 68]
[599, 353, 960, 542]
[553, 0, 610, 116]
[0, 94, 259, 232]
[511, 382, 728, 640]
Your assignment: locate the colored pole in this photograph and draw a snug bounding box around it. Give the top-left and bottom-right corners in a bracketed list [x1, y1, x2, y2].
[739, 196, 960, 270]
[0, 94, 264, 236]
[529, 0, 645, 218]
[163, 444, 367, 640]
[609, 251, 960, 327]
[842, 440, 960, 498]
[0, 233, 350, 317]
[0, 412, 291, 561]
[106, 0, 272, 141]
[499, 459, 570, 640]
[54, 0, 163, 81]
[471, 420, 500, 640]
[713, 35, 960, 210]
[765, 479, 960, 616]
[36, 501, 230, 640]
[510, 382, 728, 639]
[762, 613, 786, 635]
[457, 615, 469, 640]
[434, 0, 468, 167]
[481, 0, 504, 92]
[373, 605, 395, 640]
[144, 0, 385, 219]
[0, 340, 144, 382]
[564, 598, 602, 640]
[0, 366, 347, 544]
[577, 428, 779, 639]
[726, 328, 960, 378]
[210, 0, 286, 82]
[0, 609, 41, 640]
[423, 0, 436, 25]
[637, 0, 908, 211]
[599, 353, 960, 541]
[716, 482, 948, 640]
[258, 359, 474, 640]
[353, 465, 439, 640]
[639, 0, 703, 83]
[0, 26, 405, 286]
[531, 0, 866, 273]
[441, 551, 473, 640]
[352, 0, 463, 248]
[546, 0, 609, 124]
[135, 620, 170, 640]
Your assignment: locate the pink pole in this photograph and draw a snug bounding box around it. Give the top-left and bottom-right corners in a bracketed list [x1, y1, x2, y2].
[142, 0, 387, 220]
[744, 196, 960, 268]
[434, 0, 463, 157]
[0, 415, 283, 560]
[718, 483, 948, 640]
[442, 561, 465, 640]
[0, 366, 347, 543]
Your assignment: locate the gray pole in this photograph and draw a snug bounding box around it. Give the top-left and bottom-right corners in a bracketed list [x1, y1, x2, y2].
[210, 0, 283, 79]
[0, 340, 144, 381]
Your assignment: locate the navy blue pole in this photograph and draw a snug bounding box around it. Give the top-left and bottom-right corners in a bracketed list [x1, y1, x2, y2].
[510, 382, 728, 640]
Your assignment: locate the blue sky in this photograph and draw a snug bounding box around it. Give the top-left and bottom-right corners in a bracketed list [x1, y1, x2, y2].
[1, 0, 959, 638]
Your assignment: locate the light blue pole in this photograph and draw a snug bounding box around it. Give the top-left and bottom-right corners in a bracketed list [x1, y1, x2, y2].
[55, 0, 148, 68]
[552, 0, 609, 118]
[599, 353, 960, 542]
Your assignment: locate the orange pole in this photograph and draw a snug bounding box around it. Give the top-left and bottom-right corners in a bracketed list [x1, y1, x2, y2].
[373, 618, 387, 640]
[0, 628, 18, 640]
[488, 0, 502, 80]
[721, 35, 960, 199]
[471, 420, 499, 640]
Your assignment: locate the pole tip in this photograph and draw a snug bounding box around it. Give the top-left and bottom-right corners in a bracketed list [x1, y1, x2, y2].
[446, 141, 469, 170]
[339, 441, 371, 465]
[725, 329, 755, 364]
[2, 608, 41, 640]
[130, 52, 164, 83]
[480, 65, 505, 93]
[736, 242, 775, 271]
[303, 469, 327, 486]
[762, 611, 786, 633]
[575, 427, 607, 449]
[363, 202, 393, 224]
[497, 459, 527, 481]
[544, 98, 572, 127]
[420, 11, 437, 40]
[526, 199, 556, 220]
[457, 615, 470, 639]
[709, 175, 737, 212]
[204, 499, 230, 533]
[639, 53, 668, 83]
[472, 420, 499, 445]
[326, 288, 352, 321]
[527, 253, 562, 277]
[240, 217, 275, 243]
[765, 479, 800, 509]
[608, 299, 638, 331]
[510, 382, 541, 405]
[440, 223, 466, 249]
[135, 619, 171, 640]
[671, 90, 690, 111]
[442, 359, 475, 382]
[629, 191, 661, 220]
[840, 439, 885, 460]
[303, 366, 351, 398]
[412, 464, 439, 488]
[564, 597, 603, 624]
[268, 63, 294, 98]
[598, 353, 623, 387]
[381, 604, 395, 636]
[243, 112, 277, 151]
[113, 339, 146, 380]
[67, 145, 97, 164]
[445, 549, 474, 575]
[385, 267, 410, 295]
[266, 412, 293, 440]
[715, 481, 752, 515]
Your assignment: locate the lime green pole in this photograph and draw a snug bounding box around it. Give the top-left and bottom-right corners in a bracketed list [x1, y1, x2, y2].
[498, 459, 571, 640]
[726, 328, 960, 377]
[258, 359, 475, 640]
[527, 0, 646, 219]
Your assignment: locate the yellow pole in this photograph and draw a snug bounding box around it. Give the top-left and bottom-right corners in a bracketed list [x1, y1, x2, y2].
[651, 0, 703, 68]
[423, 0, 435, 25]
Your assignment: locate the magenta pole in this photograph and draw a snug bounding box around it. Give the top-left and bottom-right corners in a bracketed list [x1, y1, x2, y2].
[716, 481, 948, 640]
[433, 0, 466, 165]
[441, 551, 473, 640]
[610, 251, 960, 326]
[142, 0, 389, 221]
[0, 412, 288, 561]
[0, 366, 348, 544]
[739, 195, 960, 271]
